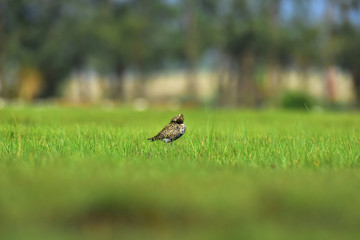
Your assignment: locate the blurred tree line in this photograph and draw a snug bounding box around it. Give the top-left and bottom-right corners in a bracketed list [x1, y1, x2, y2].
[0, 0, 360, 107]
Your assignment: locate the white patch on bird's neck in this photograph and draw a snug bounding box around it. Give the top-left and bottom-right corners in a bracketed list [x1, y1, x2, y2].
[180, 123, 186, 134]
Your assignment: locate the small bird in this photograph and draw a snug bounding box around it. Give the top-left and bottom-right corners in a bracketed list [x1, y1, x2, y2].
[148, 114, 186, 146]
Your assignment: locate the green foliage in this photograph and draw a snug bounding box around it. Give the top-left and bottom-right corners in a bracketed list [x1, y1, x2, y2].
[0, 107, 360, 239]
[1, 0, 185, 97]
[280, 91, 315, 110]
[2, 0, 360, 105]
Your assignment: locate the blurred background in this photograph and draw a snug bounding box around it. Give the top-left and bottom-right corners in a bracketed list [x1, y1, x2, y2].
[0, 0, 360, 110]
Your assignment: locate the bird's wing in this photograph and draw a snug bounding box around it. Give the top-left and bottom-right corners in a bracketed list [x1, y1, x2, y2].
[154, 123, 180, 140]
[163, 124, 181, 139]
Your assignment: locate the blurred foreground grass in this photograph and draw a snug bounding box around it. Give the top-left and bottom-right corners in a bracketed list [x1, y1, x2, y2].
[0, 106, 359, 239]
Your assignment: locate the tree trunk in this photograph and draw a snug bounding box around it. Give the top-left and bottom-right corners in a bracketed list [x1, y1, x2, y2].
[39, 72, 58, 98]
[237, 51, 256, 107]
[110, 63, 125, 101]
[325, 66, 337, 103]
[0, 53, 4, 98]
[133, 69, 146, 100]
[352, 69, 360, 107]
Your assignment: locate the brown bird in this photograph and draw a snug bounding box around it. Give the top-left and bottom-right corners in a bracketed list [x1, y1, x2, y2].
[148, 114, 186, 146]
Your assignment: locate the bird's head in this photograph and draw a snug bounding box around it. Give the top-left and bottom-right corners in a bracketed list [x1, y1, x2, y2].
[170, 114, 184, 124]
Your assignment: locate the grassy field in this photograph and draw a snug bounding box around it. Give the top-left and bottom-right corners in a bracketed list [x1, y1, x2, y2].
[0, 106, 359, 239]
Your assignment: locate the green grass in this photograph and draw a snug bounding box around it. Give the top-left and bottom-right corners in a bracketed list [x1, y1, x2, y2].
[0, 106, 360, 239]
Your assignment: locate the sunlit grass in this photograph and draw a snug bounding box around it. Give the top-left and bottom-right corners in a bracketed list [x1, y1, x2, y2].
[0, 106, 359, 239]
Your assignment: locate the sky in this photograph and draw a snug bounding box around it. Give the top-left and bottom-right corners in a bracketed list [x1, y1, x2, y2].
[281, 0, 360, 25]
[164, 0, 358, 25]
[281, 0, 326, 21]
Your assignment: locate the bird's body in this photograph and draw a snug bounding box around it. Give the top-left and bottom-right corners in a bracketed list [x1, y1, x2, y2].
[148, 114, 186, 146]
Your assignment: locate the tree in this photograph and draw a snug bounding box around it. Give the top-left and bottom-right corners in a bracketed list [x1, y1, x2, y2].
[332, 0, 360, 106]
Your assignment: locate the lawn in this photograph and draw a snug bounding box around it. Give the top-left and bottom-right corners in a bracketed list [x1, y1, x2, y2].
[0, 106, 359, 239]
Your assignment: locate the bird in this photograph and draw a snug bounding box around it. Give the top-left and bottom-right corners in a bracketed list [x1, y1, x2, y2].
[148, 114, 186, 146]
